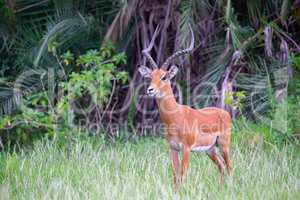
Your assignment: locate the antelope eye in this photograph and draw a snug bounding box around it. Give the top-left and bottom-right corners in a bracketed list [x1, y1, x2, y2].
[161, 75, 168, 81]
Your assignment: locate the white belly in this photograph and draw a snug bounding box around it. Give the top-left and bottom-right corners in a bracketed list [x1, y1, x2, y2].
[169, 141, 215, 153]
[191, 144, 215, 152]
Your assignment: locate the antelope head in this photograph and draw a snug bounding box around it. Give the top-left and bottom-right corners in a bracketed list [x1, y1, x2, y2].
[139, 25, 194, 98]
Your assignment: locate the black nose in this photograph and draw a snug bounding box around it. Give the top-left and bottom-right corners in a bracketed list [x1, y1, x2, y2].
[147, 87, 154, 93]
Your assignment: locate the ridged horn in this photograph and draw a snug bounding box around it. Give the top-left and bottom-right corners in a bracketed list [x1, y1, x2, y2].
[161, 24, 194, 69]
[142, 25, 161, 68]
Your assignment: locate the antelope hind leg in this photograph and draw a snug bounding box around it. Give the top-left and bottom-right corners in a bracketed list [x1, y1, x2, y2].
[207, 147, 225, 183]
[218, 133, 232, 176]
[170, 149, 180, 187]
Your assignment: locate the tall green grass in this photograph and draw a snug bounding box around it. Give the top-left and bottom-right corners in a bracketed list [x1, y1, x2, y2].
[0, 134, 300, 199]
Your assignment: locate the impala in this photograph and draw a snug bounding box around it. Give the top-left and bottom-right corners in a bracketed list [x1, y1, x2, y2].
[138, 25, 232, 186]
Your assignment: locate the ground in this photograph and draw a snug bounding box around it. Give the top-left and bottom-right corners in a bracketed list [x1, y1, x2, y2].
[0, 135, 300, 200]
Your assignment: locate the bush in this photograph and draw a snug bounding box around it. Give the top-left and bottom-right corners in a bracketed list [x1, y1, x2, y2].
[0, 43, 128, 148]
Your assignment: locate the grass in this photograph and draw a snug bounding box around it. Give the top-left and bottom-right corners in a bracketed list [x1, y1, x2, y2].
[0, 130, 300, 200]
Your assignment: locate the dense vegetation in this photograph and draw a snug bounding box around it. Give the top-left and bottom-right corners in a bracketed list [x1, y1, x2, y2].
[0, 0, 300, 147]
[0, 0, 300, 198]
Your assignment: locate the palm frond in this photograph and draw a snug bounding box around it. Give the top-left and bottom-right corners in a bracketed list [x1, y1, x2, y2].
[34, 13, 93, 66]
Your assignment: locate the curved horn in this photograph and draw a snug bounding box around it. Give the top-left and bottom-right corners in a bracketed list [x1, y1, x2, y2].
[162, 24, 194, 69]
[142, 25, 161, 68]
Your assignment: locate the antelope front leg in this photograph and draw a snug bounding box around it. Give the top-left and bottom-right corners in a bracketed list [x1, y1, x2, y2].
[180, 147, 191, 183]
[170, 149, 180, 187]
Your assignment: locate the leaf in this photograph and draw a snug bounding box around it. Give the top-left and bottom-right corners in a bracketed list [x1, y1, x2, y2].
[292, 55, 300, 70]
[116, 71, 128, 84]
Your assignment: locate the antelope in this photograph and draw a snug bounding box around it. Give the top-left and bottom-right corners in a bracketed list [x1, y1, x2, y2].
[138, 25, 232, 186]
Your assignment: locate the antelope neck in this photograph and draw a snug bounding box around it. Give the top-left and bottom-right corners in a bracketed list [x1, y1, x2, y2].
[156, 84, 179, 120]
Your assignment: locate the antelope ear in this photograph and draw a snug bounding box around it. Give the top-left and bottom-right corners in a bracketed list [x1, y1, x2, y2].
[166, 65, 178, 80]
[138, 66, 152, 78]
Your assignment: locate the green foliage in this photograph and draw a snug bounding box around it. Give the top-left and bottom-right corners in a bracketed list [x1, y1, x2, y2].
[0, 92, 54, 146]
[288, 97, 300, 137]
[61, 43, 127, 106]
[0, 0, 124, 116]
[0, 43, 128, 148]
[0, 116, 11, 129]
[292, 54, 300, 71]
[287, 73, 300, 142]
[224, 91, 246, 111]
[233, 118, 286, 147]
[0, 1, 15, 24]
[1, 0, 300, 148]
[61, 50, 74, 66]
[127, 92, 138, 133]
